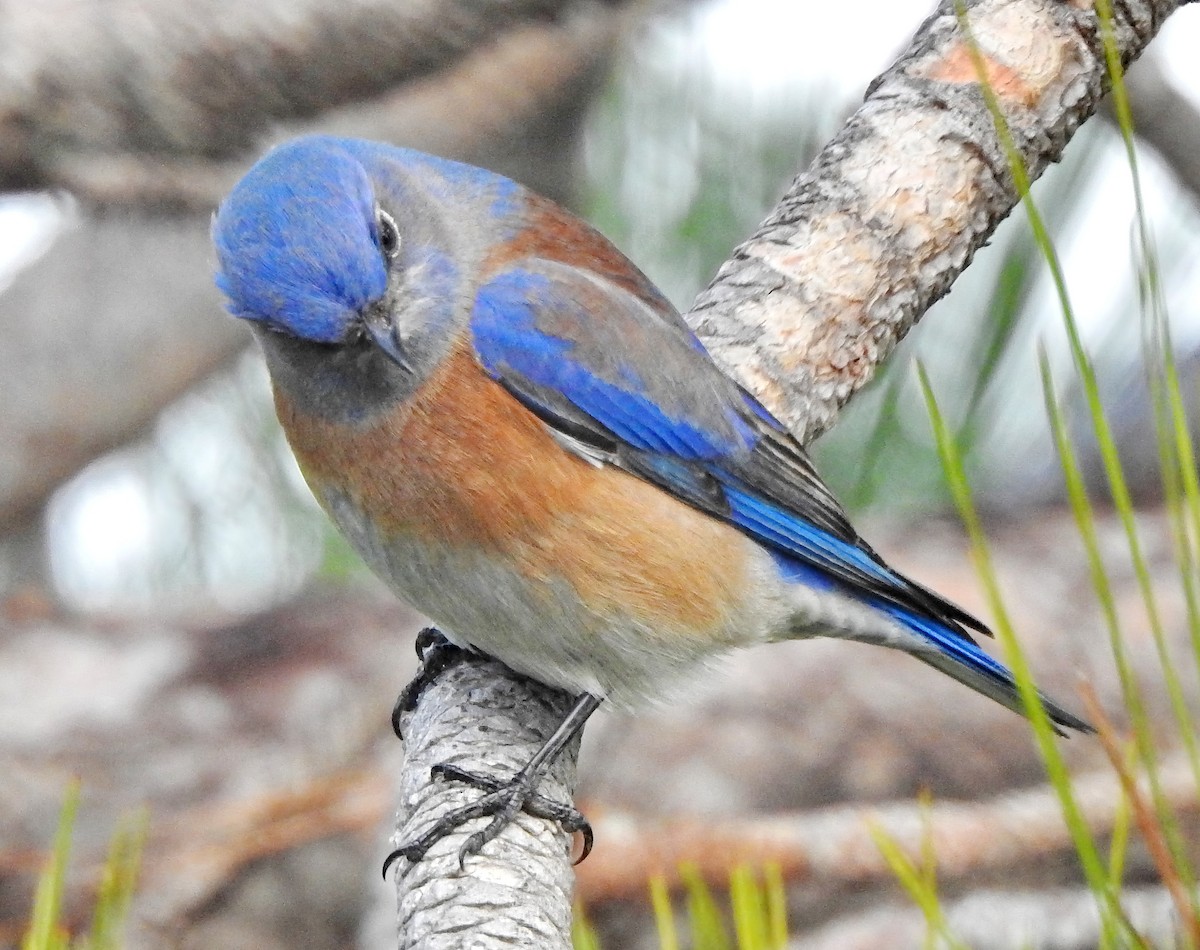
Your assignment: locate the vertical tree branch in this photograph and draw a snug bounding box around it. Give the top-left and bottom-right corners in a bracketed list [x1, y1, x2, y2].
[392, 661, 581, 948]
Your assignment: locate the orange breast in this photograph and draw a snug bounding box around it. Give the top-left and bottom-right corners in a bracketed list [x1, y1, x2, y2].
[274, 340, 754, 634]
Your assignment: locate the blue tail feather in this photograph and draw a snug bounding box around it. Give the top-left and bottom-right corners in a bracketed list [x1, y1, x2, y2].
[771, 550, 1091, 734]
[876, 601, 1091, 735]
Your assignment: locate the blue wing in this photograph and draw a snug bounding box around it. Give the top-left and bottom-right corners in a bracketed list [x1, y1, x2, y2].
[470, 258, 1092, 734]
[469, 258, 985, 637]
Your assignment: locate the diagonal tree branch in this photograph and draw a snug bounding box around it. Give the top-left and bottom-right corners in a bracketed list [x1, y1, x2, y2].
[689, 0, 1179, 442]
[392, 0, 1191, 946]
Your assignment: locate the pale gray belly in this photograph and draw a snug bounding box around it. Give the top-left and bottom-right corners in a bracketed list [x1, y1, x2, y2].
[320, 488, 793, 705]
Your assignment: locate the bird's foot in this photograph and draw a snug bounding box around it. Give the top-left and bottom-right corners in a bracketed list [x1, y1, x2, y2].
[392, 628, 468, 739]
[381, 763, 593, 877]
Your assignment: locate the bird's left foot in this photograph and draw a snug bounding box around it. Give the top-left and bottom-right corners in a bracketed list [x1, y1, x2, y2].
[392, 627, 468, 739]
[381, 763, 593, 877]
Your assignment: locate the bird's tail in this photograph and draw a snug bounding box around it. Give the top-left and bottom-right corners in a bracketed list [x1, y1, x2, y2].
[882, 603, 1093, 736]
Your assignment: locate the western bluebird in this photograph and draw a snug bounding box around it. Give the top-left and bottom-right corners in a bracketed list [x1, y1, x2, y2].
[212, 135, 1090, 867]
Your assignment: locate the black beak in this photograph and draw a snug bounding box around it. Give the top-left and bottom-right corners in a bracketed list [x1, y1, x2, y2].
[362, 302, 413, 373]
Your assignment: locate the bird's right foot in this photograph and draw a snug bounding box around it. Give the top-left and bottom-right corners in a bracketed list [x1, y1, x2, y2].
[381, 762, 593, 877]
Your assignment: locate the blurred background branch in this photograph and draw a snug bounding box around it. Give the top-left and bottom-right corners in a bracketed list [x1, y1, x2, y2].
[0, 0, 618, 185]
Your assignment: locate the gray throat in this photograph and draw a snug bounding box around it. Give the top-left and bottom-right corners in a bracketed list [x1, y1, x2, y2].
[254, 326, 417, 424]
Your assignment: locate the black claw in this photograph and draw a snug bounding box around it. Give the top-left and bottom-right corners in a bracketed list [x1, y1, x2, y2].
[573, 823, 594, 865]
[381, 846, 409, 880]
[456, 825, 492, 869]
[391, 628, 466, 739]
[381, 833, 444, 879]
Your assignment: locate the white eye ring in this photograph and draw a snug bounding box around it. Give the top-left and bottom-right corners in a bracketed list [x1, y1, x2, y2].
[377, 208, 400, 260]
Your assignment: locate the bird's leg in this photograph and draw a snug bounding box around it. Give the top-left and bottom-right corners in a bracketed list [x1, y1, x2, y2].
[391, 627, 469, 739]
[383, 692, 602, 876]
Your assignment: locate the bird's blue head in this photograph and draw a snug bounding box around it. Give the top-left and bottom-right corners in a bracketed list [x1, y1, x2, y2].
[213, 137, 393, 344]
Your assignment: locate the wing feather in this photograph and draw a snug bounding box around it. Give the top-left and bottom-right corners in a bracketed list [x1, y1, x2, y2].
[470, 259, 989, 639]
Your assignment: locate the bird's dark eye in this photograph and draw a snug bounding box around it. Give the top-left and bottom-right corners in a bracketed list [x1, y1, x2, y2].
[377, 209, 400, 260]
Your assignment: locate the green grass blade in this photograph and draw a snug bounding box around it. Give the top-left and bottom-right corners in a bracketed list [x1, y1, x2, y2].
[1039, 352, 1151, 739]
[869, 810, 967, 950]
[763, 863, 788, 950]
[1054, 282, 1200, 880]
[83, 809, 148, 950]
[919, 363, 1138, 948]
[649, 875, 680, 950]
[572, 902, 603, 950]
[1085, 690, 1200, 946]
[22, 782, 80, 950]
[957, 0, 1200, 928]
[1039, 352, 1198, 937]
[729, 866, 767, 950]
[1162, 364, 1200, 687]
[1106, 776, 1133, 887]
[680, 864, 730, 950]
[1064, 3, 1200, 808]
[1094, 0, 1200, 766]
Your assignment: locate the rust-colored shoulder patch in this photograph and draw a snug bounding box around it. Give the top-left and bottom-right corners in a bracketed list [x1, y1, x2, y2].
[484, 194, 672, 309]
